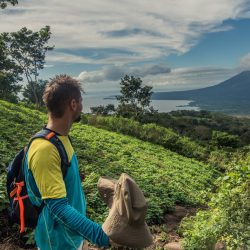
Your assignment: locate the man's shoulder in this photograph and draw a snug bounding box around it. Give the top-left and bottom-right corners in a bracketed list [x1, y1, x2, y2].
[29, 136, 74, 163]
[30, 137, 58, 151]
[28, 138, 59, 161]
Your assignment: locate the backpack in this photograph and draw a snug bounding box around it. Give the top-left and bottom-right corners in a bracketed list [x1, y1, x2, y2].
[6, 128, 70, 233]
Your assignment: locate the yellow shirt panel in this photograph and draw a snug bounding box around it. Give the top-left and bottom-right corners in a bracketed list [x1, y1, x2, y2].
[28, 136, 74, 199]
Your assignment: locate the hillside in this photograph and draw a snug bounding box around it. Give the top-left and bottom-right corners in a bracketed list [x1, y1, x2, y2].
[0, 100, 218, 223]
[0, 100, 249, 249]
[152, 71, 250, 114]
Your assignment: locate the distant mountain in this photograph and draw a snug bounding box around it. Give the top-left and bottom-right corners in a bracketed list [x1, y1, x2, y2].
[152, 71, 250, 114]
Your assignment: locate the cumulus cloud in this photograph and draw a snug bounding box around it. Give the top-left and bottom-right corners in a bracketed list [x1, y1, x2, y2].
[239, 53, 250, 70]
[145, 67, 240, 91]
[2, 0, 249, 94]
[1, 0, 249, 65]
[78, 65, 240, 93]
[77, 64, 171, 83]
[46, 52, 94, 64]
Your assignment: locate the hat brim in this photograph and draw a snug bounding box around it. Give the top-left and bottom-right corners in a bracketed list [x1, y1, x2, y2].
[97, 176, 117, 208]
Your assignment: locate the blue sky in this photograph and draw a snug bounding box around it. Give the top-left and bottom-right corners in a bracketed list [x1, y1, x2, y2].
[167, 19, 250, 68]
[1, 0, 250, 93]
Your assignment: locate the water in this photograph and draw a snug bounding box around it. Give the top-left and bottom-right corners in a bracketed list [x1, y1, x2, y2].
[82, 91, 199, 113]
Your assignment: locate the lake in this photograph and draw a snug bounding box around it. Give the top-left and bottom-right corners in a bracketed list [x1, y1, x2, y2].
[82, 91, 200, 113]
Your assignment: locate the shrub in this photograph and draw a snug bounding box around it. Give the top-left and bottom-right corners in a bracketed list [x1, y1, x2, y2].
[181, 156, 250, 250]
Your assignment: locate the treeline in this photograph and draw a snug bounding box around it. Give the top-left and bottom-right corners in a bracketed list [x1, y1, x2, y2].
[154, 110, 250, 146]
[99, 109, 250, 148]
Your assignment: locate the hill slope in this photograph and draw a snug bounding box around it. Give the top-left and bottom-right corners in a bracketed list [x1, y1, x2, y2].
[0, 100, 218, 225]
[152, 71, 250, 114]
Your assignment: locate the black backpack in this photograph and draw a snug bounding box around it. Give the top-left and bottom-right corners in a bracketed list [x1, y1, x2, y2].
[6, 128, 70, 233]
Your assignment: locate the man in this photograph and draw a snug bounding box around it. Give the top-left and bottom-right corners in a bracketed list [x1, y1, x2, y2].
[23, 75, 110, 250]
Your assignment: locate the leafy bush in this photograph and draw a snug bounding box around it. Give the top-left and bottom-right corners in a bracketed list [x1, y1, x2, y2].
[211, 131, 241, 148]
[181, 156, 250, 249]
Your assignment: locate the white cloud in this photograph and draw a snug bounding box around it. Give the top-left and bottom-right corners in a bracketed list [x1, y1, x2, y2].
[1, 0, 249, 65]
[145, 67, 240, 91]
[239, 53, 250, 70]
[44, 64, 54, 68]
[46, 52, 94, 64]
[2, 0, 249, 94]
[77, 64, 171, 83]
[77, 64, 241, 93]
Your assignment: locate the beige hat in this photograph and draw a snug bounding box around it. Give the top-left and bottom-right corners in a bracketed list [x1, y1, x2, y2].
[98, 173, 153, 249]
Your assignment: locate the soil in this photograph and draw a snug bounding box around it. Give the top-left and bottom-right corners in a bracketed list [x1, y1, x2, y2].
[0, 205, 197, 250]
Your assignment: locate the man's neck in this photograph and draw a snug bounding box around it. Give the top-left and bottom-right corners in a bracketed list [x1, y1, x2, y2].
[46, 115, 72, 136]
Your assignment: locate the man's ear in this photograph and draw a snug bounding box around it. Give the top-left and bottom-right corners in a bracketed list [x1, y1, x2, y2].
[70, 99, 77, 111]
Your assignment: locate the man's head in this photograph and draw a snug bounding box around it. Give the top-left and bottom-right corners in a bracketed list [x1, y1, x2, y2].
[43, 75, 83, 122]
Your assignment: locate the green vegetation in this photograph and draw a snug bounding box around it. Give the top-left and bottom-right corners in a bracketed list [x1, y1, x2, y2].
[0, 26, 53, 107]
[72, 124, 218, 224]
[150, 110, 250, 146]
[0, 100, 218, 225]
[115, 75, 156, 120]
[181, 156, 250, 249]
[90, 75, 158, 120]
[0, 0, 18, 9]
[1, 100, 249, 249]
[0, 0, 53, 106]
[84, 114, 208, 161]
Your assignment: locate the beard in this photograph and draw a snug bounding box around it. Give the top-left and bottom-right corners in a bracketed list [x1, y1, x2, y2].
[73, 115, 81, 123]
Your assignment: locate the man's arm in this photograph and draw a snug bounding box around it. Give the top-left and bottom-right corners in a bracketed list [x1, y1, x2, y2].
[44, 198, 109, 247]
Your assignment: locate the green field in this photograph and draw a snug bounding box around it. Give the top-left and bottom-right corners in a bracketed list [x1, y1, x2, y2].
[0, 100, 218, 225]
[1, 100, 249, 249]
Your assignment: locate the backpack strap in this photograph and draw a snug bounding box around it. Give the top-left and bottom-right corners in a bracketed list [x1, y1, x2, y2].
[26, 129, 70, 178]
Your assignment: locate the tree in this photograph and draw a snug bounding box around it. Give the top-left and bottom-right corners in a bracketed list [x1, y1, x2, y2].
[0, 37, 22, 102]
[116, 75, 157, 120]
[90, 104, 116, 115]
[22, 79, 48, 107]
[211, 131, 240, 148]
[0, 0, 18, 9]
[0, 26, 54, 107]
[0, 72, 21, 102]
[0, 0, 21, 102]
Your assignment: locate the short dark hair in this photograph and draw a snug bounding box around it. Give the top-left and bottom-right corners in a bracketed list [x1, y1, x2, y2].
[43, 75, 83, 118]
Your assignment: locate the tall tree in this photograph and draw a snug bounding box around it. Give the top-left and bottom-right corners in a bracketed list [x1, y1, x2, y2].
[116, 75, 156, 120]
[0, 72, 21, 102]
[1, 26, 54, 107]
[0, 0, 21, 102]
[22, 79, 48, 107]
[0, 0, 18, 9]
[0, 37, 22, 102]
